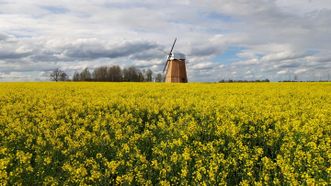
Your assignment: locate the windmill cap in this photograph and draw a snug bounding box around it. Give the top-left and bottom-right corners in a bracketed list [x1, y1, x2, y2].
[169, 52, 186, 60]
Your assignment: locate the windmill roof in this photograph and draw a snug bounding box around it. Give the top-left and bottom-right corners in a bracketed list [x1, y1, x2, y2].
[169, 52, 186, 60]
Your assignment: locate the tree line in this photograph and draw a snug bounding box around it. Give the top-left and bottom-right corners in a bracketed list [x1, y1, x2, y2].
[218, 79, 270, 83]
[50, 66, 164, 82]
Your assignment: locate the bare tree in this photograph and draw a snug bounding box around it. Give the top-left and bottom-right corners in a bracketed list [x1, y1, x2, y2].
[80, 68, 92, 81]
[155, 73, 164, 82]
[145, 69, 153, 82]
[71, 65, 157, 82]
[108, 65, 122, 82]
[93, 66, 108, 81]
[138, 71, 144, 82]
[50, 68, 68, 82]
[73, 72, 80, 81]
[123, 66, 139, 82]
[60, 72, 68, 81]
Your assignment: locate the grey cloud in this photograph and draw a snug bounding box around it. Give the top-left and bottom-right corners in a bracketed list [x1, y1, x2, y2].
[190, 46, 220, 57]
[1, 0, 331, 81]
[276, 62, 302, 69]
[134, 64, 153, 69]
[261, 53, 308, 63]
[190, 62, 217, 70]
[129, 48, 165, 61]
[0, 33, 9, 41]
[314, 65, 330, 70]
[319, 59, 331, 63]
[0, 51, 32, 59]
[30, 53, 63, 62]
[0, 62, 56, 73]
[64, 41, 159, 60]
[306, 56, 331, 63]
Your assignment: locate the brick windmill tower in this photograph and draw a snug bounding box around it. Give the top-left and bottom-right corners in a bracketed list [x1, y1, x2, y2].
[163, 38, 188, 83]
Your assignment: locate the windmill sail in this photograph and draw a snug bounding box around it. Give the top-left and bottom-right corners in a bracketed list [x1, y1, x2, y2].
[163, 38, 188, 83]
[163, 38, 177, 73]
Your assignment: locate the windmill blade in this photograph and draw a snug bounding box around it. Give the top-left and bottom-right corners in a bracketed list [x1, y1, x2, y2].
[163, 37, 177, 73]
[163, 60, 169, 73]
[168, 37, 177, 56]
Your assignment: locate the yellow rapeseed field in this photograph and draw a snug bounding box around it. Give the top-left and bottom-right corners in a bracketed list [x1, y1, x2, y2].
[0, 82, 330, 185]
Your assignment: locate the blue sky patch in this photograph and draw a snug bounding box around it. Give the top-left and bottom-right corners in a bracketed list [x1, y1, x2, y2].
[41, 6, 69, 14]
[213, 47, 245, 64]
[203, 12, 237, 23]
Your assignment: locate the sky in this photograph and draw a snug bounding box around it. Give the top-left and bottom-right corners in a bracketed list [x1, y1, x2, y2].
[0, 0, 331, 82]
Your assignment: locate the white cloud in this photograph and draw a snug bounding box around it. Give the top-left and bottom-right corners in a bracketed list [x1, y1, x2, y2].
[277, 70, 287, 75]
[294, 68, 308, 74]
[0, 0, 330, 81]
[191, 62, 215, 70]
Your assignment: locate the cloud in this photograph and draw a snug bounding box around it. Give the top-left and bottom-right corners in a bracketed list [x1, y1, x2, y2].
[64, 41, 159, 59]
[275, 62, 302, 69]
[0, 0, 331, 81]
[0, 33, 9, 41]
[294, 68, 307, 74]
[129, 49, 165, 61]
[305, 55, 331, 63]
[0, 38, 34, 59]
[0, 51, 31, 59]
[40, 6, 69, 14]
[277, 70, 287, 75]
[190, 46, 220, 57]
[191, 62, 216, 70]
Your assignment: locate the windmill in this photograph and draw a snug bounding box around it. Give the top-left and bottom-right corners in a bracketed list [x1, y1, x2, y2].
[162, 38, 188, 83]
